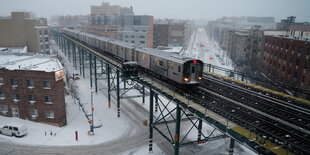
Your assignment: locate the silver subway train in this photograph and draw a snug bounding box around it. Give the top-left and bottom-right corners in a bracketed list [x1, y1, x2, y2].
[63, 28, 203, 85]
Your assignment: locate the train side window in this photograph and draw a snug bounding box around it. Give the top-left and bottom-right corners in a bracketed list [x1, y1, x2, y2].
[192, 66, 195, 73]
[158, 60, 163, 66]
[142, 54, 146, 61]
[178, 66, 181, 72]
[168, 62, 173, 68]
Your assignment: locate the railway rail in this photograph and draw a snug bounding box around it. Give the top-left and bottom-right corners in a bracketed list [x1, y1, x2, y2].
[197, 75, 310, 154]
[202, 74, 310, 131]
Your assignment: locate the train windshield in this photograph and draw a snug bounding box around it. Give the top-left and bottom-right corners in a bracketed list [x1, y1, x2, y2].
[184, 60, 203, 76]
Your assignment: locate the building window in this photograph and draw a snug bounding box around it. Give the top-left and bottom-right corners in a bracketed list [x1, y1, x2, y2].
[285, 43, 289, 50]
[29, 95, 36, 105]
[45, 37, 49, 42]
[39, 30, 42, 35]
[44, 30, 48, 35]
[27, 80, 34, 88]
[0, 91, 5, 99]
[29, 109, 38, 119]
[178, 66, 181, 72]
[11, 106, 19, 118]
[139, 36, 145, 39]
[12, 93, 20, 102]
[45, 110, 54, 118]
[44, 96, 52, 104]
[131, 36, 135, 38]
[131, 41, 135, 43]
[298, 47, 303, 54]
[282, 66, 285, 72]
[43, 81, 51, 89]
[302, 76, 305, 83]
[292, 45, 295, 51]
[296, 59, 300, 66]
[11, 79, 18, 86]
[0, 77, 3, 85]
[45, 44, 49, 49]
[294, 72, 298, 79]
[125, 35, 128, 38]
[307, 48, 310, 56]
[0, 105, 8, 115]
[140, 41, 145, 44]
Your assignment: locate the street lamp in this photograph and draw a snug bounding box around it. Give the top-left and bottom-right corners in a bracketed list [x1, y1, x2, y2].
[90, 91, 95, 134]
[90, 87, 105, 135]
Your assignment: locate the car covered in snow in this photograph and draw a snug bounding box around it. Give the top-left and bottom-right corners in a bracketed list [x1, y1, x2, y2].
[0, 123, 27, 137]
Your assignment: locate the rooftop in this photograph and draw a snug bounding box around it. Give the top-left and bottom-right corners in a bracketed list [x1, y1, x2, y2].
[0, 46, 27, 53]
[0, 52, 63, 72]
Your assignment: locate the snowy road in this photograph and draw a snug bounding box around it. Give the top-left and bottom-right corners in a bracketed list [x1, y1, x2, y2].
[183, 28, 234, 75]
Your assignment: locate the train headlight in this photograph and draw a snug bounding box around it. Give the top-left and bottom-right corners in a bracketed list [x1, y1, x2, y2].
[183, 77, 190, 82]
[198, 76, 202, 80]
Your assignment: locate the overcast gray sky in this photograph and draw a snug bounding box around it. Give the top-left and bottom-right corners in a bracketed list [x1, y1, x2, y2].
[1, 0, 309, 21]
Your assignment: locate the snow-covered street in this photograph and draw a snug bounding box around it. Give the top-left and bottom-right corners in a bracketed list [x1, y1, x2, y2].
[183, 28, 234, 75]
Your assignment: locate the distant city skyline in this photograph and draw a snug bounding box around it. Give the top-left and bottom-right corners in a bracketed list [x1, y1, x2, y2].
[1, 0, 310, 22]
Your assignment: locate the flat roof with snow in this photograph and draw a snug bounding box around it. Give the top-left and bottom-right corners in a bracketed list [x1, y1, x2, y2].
[0, 52, 63, 72]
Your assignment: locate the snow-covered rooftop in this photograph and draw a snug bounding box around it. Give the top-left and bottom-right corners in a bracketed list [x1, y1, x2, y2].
[0, 52, 63, 72]
[0, 46, 28, 53]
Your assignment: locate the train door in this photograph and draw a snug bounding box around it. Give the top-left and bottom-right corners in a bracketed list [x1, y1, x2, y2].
[189, 63, 197, 81]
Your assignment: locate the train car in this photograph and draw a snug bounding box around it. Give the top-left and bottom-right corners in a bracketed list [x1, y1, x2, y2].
[136, 48, 203, 84]
[62, 28, 204, 85]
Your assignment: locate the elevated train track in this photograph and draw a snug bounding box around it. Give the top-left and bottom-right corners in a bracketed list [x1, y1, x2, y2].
[202, 74, 310, 131]
[197, 81, 310, 154]
[205, 71, 310, 105]
[57, 31, 310, 155]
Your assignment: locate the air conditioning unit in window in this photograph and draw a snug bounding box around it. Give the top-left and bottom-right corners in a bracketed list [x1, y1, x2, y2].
[11, 85, 18, 89]
[1, 111, 8, 115]
[28, 87, 34, 90]
[29, 101, 36, 105]
[0, 97, 5, 102]
[13, 99, 19, 104]
[31, 115, 38, 120]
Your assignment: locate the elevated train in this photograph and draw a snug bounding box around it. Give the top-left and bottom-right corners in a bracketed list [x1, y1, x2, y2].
[63, 28, 204, 85]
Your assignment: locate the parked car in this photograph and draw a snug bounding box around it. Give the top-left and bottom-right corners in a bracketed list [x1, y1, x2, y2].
[0, 123, 27, 137]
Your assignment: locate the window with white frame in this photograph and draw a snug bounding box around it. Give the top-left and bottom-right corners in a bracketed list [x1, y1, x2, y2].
[45, 110, 54, 118]
[12, 93, 20, 102]
[29, 109, 38, 119]
[43, 81, 51, 89]
[0, 105, 8, 115]
[29, 95, 36, 105]
[11, 106, 19, 118]
[0, 91, 5, 99]
[10, 79, 18, 86]
[44, 96, 52, 104]
[27, 80, 34, 88]
[0, 77, 3, 85]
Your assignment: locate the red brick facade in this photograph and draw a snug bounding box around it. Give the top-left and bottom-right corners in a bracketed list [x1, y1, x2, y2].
[263, 36, 310, 94]
[0, 68, 66, 126]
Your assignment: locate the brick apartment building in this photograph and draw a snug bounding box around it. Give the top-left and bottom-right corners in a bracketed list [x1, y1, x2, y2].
[0, 12, 50, 53]
[262, 25, 310, 98]
[0, 52, 66, 126]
